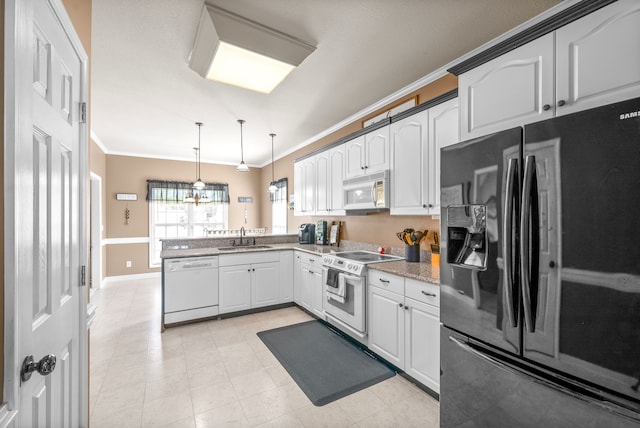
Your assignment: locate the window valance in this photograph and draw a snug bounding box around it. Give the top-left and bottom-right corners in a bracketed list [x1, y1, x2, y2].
[146, 180, 230, 203]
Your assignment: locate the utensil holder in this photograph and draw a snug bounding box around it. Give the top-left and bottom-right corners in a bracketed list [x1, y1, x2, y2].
[405, 245, 420, 262]
[431, 252, 440, 267]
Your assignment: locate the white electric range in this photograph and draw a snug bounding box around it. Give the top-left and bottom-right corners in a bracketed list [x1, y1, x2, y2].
[321, 251, 403, 341]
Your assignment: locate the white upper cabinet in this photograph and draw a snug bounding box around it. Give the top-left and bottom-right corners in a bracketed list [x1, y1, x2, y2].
[345, 135, 367, 179]
[555, 0, 640, 116]
[328, 145, 346, 215]
[315, 151, 330, 215]
[294, 155, 316, 216]
[315, 145, 346, 216]
[365, 126, 390, 175]
[345, 127, 390, 179]
[459, 0, 640, 140]
[390, 109, 429, 215]
[459, 33, 554, 140]
[391, 97, 459, 216]
[428, 98, 460, 213]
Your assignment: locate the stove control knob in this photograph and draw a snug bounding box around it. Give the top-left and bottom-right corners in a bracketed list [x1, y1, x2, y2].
[347, 263, 353, 270]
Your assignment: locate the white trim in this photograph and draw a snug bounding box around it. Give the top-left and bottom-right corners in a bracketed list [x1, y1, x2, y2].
[90, 129, 108, 154]
[103, 237, 150, 245]
[103, 272, 161, 285]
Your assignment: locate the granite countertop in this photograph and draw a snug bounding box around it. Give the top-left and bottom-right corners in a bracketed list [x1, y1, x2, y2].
[161, 241, 439, 284]
[160, 243, 346, 259]
[368, 260, 440, 284]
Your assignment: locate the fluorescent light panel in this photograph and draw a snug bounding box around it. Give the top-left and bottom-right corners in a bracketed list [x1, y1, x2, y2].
[188, 4, 315, 94]
[207, 42, 295, 94]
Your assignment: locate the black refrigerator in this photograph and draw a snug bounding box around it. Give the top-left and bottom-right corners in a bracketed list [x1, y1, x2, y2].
[440, 97, 640, 427]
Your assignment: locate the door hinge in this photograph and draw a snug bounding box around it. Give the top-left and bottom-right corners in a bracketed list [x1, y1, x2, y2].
[80, 265, 86, 287]
[80, 102, 87, 123]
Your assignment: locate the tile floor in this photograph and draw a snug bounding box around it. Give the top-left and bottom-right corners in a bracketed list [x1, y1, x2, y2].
[89, 277, 439, 427]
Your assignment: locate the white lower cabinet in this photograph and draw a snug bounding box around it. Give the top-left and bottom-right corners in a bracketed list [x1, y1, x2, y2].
[219, 251, 288, 314]
[219, 264, 252, 313]
[251, 262, 280, 308]
[404, 296, 440, 393]
[279, 251, 294, 303]
[294, 252, 302, 305]
[368, 285, 405, 368]
[367, 272, 440, 393]
[298, 251, 324, 318]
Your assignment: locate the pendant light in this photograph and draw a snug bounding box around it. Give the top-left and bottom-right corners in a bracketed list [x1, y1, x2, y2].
[193, 122, 205, 190]
[236, 119, 249, 172]
[268, 133, 277, 193]
[184, 122, 211, 206]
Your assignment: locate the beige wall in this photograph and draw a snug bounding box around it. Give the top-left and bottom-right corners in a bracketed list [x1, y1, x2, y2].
[259, 74, 457, 251]
[104, 155, 266, 276]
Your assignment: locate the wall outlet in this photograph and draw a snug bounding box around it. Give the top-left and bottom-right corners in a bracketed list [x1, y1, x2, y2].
[126, 260, 132, 268]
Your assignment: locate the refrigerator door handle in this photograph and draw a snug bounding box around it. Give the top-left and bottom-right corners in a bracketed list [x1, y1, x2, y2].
[520, 155, 540, 333]
[502, 157, 518, 328]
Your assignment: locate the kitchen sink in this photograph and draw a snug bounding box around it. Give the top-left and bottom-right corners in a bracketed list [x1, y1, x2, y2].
[217, 245, 273, 252]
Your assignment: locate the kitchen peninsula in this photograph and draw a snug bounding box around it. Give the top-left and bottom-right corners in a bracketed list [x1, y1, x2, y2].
[160, 234, 441, 394]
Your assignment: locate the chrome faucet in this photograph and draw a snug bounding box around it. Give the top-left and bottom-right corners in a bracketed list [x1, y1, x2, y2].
[239, 226, 245, 245]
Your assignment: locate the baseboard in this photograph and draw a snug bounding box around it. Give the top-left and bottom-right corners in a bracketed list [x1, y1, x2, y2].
[103, 272, 161, 284]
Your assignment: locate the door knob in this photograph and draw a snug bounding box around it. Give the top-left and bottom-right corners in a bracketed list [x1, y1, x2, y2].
[21, 354, 56, 382]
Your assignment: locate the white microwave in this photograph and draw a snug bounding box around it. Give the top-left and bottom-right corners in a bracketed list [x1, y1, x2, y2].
[343, 170, 390, 212]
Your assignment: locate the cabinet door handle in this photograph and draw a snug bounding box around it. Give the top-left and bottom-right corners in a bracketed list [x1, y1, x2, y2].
[405, 306, 409, 311]
[309, 259, 314, 262]
[542, 104, 551, 111]
[379, 279, 390, 283]
[557, 100, 566, 107]
[398, 303, 403, 308]
[421, 290, 436, 297]
[361, 166, 365, 170]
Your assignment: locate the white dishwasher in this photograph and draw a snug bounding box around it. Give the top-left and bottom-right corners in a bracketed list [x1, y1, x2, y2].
[164, 256, 219, 324]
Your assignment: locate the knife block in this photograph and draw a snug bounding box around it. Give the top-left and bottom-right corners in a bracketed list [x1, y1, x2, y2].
[405, 244, 420, 262]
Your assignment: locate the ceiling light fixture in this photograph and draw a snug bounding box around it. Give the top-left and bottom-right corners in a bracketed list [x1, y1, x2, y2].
[188, 4, 316, 94]
[236, 119, 249, 172]
[268, 133, 277, 193]
[184, 122, 211, 205]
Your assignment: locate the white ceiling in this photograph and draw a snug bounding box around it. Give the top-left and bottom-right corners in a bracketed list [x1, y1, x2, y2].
[90, 0, 562, 167]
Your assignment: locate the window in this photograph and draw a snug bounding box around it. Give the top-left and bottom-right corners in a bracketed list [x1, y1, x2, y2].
[270, 178, 288, 235]
[147, 180, 229, 267]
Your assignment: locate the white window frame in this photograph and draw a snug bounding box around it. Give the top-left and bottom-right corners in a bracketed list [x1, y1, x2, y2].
[270, 179, 288, 235]
[148, 199, 228, 268]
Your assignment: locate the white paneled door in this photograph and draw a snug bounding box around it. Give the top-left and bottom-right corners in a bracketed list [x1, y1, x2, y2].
[5, 0, 88, 427]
